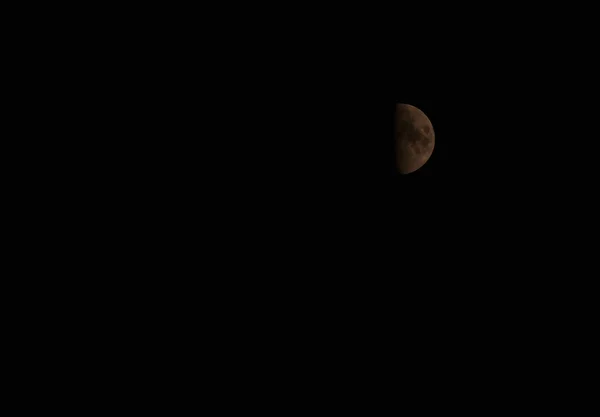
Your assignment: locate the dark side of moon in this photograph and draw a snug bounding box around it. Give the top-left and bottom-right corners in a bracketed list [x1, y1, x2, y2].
[395, 104, 435, 174]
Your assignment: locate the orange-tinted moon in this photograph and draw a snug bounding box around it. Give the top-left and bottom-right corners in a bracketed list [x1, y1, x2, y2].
[395, 104, 435, 174]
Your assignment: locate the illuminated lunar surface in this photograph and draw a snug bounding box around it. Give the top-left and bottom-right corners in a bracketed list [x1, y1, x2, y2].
[395, 104, 435, 174]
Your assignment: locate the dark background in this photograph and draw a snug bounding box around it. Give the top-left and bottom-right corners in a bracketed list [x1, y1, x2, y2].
[5, 9, 597, 404]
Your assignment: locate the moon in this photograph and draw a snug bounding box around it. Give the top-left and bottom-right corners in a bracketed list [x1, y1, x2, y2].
[395, 104, 435, 174]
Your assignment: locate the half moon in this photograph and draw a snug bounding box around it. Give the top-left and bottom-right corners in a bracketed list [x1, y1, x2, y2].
[395, 104, 435, 174]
